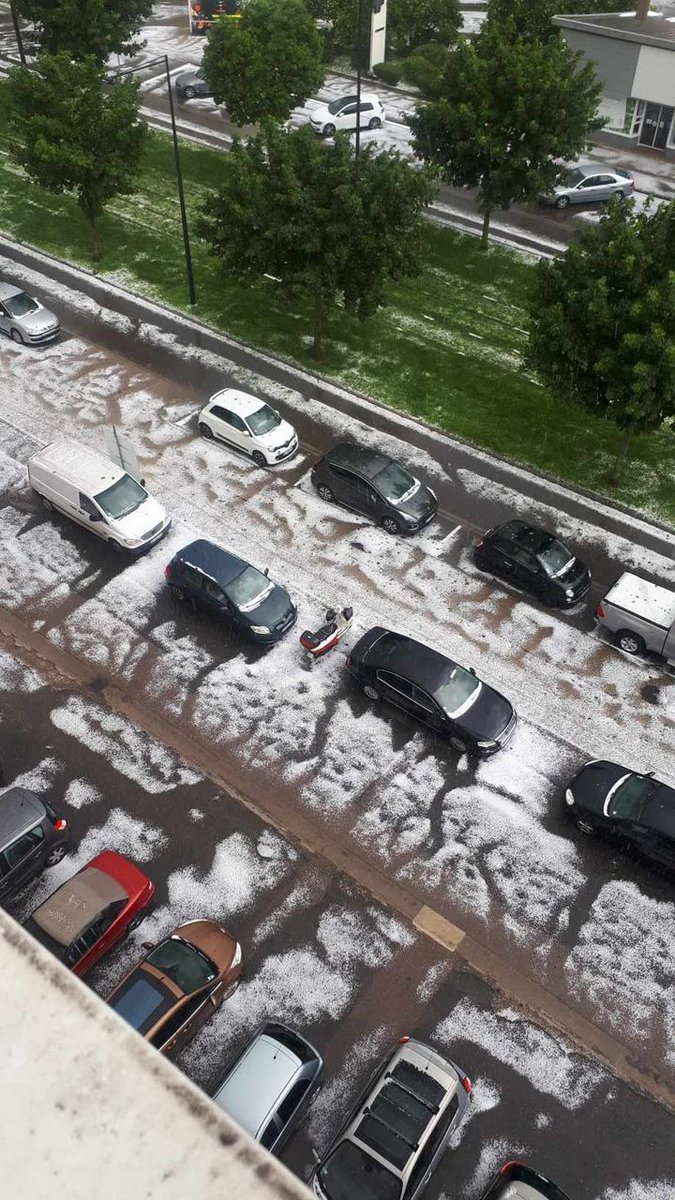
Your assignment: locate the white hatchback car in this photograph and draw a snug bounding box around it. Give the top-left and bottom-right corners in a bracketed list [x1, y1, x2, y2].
[309, 93, 384, 137]
[198, 389, 299, 467]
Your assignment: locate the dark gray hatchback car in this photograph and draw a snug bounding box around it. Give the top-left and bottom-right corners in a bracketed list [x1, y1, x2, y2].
[211, 1022, 324, 1154]
[0, 787, 71, 902]
[311, 443, 437, 536]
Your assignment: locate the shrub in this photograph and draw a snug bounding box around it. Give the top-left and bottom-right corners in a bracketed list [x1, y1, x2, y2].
[410, 41, 449, 66]
[402, 54, 443, 95]
[372, 59, 404, 85]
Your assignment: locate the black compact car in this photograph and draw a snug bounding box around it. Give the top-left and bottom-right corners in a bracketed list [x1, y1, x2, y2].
[564, 760, 675, 868]
[311, 443, 437, 535]
[474, 520, 590, 607]
[347, 627, 516, 755]
[165, 539, 297, 645]
[480, 1161, 572, 1200]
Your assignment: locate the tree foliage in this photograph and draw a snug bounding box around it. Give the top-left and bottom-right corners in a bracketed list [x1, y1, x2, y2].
[202, 0, 326, 125]
[304, 0, 357, 53]
[527, 200, 675, 484]
[409, 20, 603, 246]
[197, 122, 435, 358]
[487, 0, 629, 43]
[15, 0, 153, 62]
[5, 54, 147, 259]
[388, 0, 460, 57]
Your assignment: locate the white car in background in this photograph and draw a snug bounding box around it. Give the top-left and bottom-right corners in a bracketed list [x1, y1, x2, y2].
[309, 93, 384, 137]
[198, 388, 299, 467]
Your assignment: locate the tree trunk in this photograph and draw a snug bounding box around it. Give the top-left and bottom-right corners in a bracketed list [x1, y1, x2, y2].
[82, 202, 101, 263]
[480, 207, 492, 250]
[610, 430, 631, 486]
[312, 292, 323, 361]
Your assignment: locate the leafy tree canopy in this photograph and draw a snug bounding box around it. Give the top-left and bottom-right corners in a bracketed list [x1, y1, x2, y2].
[527, 200, 675, 483]
[388, 0, 460, 57]
[487, 0, 629, 42]
[5, 53, 147, 258]
[202, 0, 326, 124]
[15, 0, 153, 63]
[409, 20, 603, 245]
[197, 121, 435, 357]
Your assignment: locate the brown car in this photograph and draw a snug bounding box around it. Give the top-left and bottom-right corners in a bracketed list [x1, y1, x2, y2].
[106, 919, 242, 1055]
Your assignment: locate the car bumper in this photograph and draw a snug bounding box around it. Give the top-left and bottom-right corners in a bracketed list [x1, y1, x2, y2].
[480, 711, 518, 755]
[23, 324, 60, 344]
[272, 437, 299, 463]
[250, 607, 298, 644]
[128, 516, 173, 557]
[560, 580, 591, 608]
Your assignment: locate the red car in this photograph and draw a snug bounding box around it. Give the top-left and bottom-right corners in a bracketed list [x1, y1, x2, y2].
[23, 850, 154, 977]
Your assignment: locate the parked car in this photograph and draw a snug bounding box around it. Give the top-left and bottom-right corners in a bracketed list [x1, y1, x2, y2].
[347, 627, 517, 755]
[564, 760, 675, 868]
[311, 443, 437, 536]
[175, 64, 212, 100]
[0, 282, 60, 345]
[595, 572, 675, 660]
[539, 163, 634, 209]
[106, 919, 242, 1055]
[0, 787, 70, 903]
[312, 1036, 471, 1200]
[166, 538, 297, 645]
[199, 388, 298, 467]
[309, 93, 384, 137]
[474, 520, 590, 607]
[211, 1022, 324, 1154]
[480, 1161, 572, 1200]
[23, 851, 154, 977]
[27, 438, 171, 555]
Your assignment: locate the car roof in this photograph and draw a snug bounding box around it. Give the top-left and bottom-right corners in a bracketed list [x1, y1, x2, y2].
[494, 520, 561, 552]
[28, 438, 125, 495]
[0, 787, 46, 847]
[324, 442, 393, 480]
[32, 865, 128, 946]
[207, 388, 266, 419]
[358, 628, 458, 693]
[573, 163, 618, 179]
[0, 283, 23, 301]
[641, 784, 675, 839]
[173, 539, 252, 587]
[212, 1029, 304, 1134]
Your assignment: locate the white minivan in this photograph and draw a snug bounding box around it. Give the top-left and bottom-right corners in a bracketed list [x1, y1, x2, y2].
[27, 438, 171, 554]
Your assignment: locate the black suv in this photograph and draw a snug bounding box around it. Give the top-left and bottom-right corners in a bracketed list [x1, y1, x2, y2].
[0, 787, 70, 902]
[311, 443, 437, 535]
[474, 520, 590, 607]
[165, 539, 297, 645]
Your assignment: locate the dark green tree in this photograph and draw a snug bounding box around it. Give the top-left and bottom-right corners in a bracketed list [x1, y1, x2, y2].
[197, 122, 435, 358]
[202, 0, 326, 125]
[15, 0, 153, 63]
[6, 54, 147, 260]
[304, 0, 357, 53]
[487, 0, 628, 43]
[409, 20, 603, 246]
[388, 0, 460, 56]
[527, 200, 675, 485]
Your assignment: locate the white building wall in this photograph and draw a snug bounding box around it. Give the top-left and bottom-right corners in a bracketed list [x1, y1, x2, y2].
[598, 95, 629, 132]
[632, 45, 675, 107]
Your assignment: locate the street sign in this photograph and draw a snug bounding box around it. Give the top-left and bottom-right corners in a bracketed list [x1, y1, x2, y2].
[104, 428, 143, 484]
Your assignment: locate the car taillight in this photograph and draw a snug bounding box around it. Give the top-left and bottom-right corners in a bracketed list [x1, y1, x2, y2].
[164, 564, 172, 579]
[462, 1075, 471, 1093]
[54, 818, 67, 831]
[475, 540, 483, 549]
[398, 1035, 410, 1044]
[500, 1161, 526, 1176]
[595, 601, 605, 618]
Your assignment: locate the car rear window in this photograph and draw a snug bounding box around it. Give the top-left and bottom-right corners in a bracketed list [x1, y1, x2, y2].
[318, 1141, 400, 1200]
[110, 975, 171, 1032]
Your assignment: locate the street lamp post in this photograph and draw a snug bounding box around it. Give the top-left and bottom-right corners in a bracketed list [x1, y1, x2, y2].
[355, 0, 364, 163]
[8, 0, 26, 65]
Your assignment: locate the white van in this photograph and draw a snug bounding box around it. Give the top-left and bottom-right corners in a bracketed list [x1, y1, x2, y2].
[27, 438, 171, 555]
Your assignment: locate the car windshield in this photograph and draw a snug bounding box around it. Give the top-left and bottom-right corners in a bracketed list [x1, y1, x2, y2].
[535, 536, 573, 577]
[95, 474, 147, 519]
[564, 168, 585, 187]
[5, 292, 39, 318]
[318, 1143, 401, 1200]
[225, 564, 273, 612]
[373, 462, 418, 505]
[328, 96, 355, 114]
[147, 936, 217, 991]
[110, 976, 168, 1031]
[435, 665, 481, 718]
[607, 774, 653, 821]
[246, 404, 281, 436]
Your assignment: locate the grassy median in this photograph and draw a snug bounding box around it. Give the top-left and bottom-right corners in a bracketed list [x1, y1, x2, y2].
[0, 128, 673, 523]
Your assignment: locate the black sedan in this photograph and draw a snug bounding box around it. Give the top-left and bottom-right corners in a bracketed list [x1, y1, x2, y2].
[474, 520, 590, 607]
[564, 760, 675, 868]
[346, 627, 516, 755]
[311, 442, 437, 535]
[480, 1161, 571, 1200]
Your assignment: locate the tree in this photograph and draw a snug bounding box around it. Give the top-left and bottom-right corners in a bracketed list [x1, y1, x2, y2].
[196, 122, 435, 359]
[304, 0, 357, 54]
[487, 0, 630, 43]
[409, 20, 603, 247]
[6, 54, 147, 260]
[526, 200, 675, 485]
[15, 0, 153, 63]
[202, 0, 326, 125]
[388, 0, 460, 57]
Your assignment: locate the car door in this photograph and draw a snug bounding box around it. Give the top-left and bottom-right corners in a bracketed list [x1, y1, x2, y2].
[177, 562, 207, 608]
[330, 465, 363, 510]
[0, 823, 46, 895]
[626, 824, 675, 868]
[376, 670, 434, 729]
[509, 544, 540, 593]
[151, 992, 206, 1054]
[200, 574, 231, 623]
[487, 534, 518, 581]
[67, 919, 106, 974]
[227, 411, 252, 454]
[206, 404, 236, 444]
[338, 102, 359, 131]
[0, 302, 11, 336]
[78, 491, 107, 537]
[275, 1079, 312, 1148]
[576, 175, 605, 203]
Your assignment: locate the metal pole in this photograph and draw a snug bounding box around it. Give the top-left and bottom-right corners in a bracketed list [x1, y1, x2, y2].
[9, 1, 26, 65]
[164, 55, 197, 305]
[355, 0, 363, 162]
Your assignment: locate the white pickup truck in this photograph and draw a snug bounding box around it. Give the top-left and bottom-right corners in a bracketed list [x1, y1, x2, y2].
[595, 572, 675, 661]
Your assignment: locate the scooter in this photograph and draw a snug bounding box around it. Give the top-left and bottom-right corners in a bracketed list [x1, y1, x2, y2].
[299, 606, 354, 660]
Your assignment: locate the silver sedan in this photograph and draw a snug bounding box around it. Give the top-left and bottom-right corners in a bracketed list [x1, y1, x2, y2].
[539, 163, 635, 209]
[0, 283, 60, 345]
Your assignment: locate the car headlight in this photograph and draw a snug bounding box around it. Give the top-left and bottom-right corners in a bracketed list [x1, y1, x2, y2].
[250, 624, 270, 635]
[477, 739, 497, 749]
[565, 788, 575, 806]
[231, 942, 242, 968]
[565, 588, 575, 599]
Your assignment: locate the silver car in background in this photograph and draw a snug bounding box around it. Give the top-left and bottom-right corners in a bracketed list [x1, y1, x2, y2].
[539, 163, 634, 209]
[0, 283, 60, 345]
[174, 64, 212, 101]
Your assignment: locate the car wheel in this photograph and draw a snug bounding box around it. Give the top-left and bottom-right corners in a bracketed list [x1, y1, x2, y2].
[317, 484, 335, 504]
[10, 327, 25, 345]
[615, 629, 645, 655]
[576, 817, 596, 835]
[45, 844, 67, 867]
[555, 195, 570, 210]
[171, 586, 187, 602]
[368, 116, 382, 129]
[323, 123, 336, 137]
[252, 450, 267, 469]
[614, 190, 625, 201]
[108, 539, 124, 553]
[40, 495, 53, 512]
[183, 86, 195, 99]
[126, 908, 149, 933]
[381, 516, 401, 535]
[449, 735, 467, 753]
[363, 684, 379, 701]
[199, 422, 214, 439]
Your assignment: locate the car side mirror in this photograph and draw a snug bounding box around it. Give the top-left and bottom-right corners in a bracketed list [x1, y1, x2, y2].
[310, 1147, 321, 1165]
[141, 941, 153, 951]
[468, 667, 477, 676]
[140, 478, 146, 487]
[263, 566, 269, 577]
[646, 770, 655, 778]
